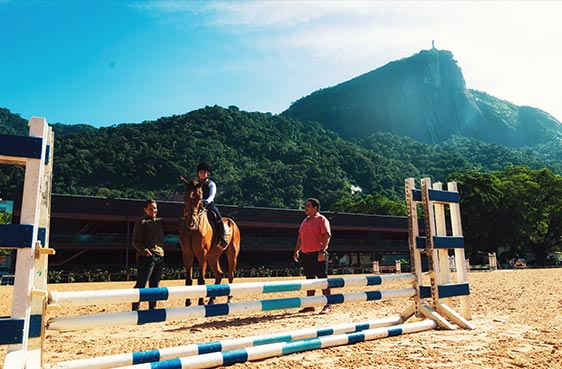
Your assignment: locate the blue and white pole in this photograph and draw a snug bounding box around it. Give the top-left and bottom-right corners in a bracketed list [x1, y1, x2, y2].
[49, 274, 415, 306]
[47, 288, 416, 332]
[52, 315, 404, 369]
[115, 320, 437, 369]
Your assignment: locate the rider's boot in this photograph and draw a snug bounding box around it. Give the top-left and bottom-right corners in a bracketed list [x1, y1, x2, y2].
[218, 221, 229, 247]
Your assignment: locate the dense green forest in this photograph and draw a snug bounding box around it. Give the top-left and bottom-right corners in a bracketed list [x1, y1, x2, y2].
[2, 106, 562, 263]
[2, 106, 560, 210]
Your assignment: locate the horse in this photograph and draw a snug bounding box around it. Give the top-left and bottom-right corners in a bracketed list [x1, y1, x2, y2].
[179, 176, 241, 305]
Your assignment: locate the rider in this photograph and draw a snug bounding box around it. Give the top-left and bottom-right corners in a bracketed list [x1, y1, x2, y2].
[196, 162, 229, 247]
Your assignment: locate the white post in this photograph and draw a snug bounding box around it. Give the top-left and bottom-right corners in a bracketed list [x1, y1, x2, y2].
[372, 261, 380, 274]
[404, 178, 423, 316]
[433, 182, 451, 286]
[488, 252, 497, 271]
[448, 182, 471, 320]
[4, 118, 49, 369]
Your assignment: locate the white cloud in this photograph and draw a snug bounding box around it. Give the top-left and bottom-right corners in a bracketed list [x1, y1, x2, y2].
[132, 0, 562, 121]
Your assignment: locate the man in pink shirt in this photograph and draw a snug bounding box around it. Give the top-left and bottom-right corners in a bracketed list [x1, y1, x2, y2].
[293, 198, 332, 314]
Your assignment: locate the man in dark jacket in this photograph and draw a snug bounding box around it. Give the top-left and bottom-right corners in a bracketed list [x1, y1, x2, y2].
[131, 199, 164, 310]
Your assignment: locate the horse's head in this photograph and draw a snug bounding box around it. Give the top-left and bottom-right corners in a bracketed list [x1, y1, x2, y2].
[180, 176, 205, 230]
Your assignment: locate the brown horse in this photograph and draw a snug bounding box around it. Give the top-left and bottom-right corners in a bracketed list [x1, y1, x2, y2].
[179, 177, 241, 305]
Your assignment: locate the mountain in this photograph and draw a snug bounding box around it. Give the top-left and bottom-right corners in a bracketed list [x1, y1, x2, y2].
[282, 49, 562, 147]
[0, 109, 96, 137]
[0, 108, 28, 136]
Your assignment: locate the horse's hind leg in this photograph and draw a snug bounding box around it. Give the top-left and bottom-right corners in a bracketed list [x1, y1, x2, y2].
[225, 248, 238, 303]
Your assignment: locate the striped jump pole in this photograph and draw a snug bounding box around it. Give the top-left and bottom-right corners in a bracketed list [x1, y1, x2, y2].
[47, 287, 417, 332]
[48, 274, 415, 307]
[114, 320, 437, 369]
[52, 315, 405, 369]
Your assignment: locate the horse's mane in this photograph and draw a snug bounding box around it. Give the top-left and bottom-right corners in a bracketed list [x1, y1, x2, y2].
[180, 176, 198, 191]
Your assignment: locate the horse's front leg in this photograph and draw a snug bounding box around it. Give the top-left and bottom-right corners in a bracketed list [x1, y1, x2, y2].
[197, 259, 207, 306]
[182, 248, 195, 307]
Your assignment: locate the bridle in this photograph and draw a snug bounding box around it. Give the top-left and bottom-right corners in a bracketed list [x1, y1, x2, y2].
[181, 183, 206, 231]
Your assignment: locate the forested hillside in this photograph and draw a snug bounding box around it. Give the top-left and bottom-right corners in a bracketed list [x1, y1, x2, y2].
[1, 106, 560, 215]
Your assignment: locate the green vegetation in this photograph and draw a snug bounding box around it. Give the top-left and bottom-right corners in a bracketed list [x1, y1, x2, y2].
[450, 166, 562, 265]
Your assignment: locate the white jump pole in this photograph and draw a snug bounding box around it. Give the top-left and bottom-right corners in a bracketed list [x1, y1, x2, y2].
[47, 288, 416, 332]
[52, 315, 405, 369]
[115, 320, 437, 369]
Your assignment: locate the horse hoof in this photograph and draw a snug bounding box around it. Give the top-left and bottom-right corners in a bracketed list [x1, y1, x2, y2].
[208, 298, 216, 305]
[185, 300, 192, 307]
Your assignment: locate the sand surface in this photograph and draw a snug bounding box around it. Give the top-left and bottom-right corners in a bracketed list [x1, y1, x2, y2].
[1, 268, 561, 369]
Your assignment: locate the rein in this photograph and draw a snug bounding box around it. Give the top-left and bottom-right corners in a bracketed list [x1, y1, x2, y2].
[182, 206, 205, 231]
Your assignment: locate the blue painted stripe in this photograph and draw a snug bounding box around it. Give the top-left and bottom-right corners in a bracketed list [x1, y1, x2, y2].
[411, 188, 460, 203]
[0, 224, 34, 248]
[327, 277, 345, 288]
[37, 227, 46, 247]
[137, 309, 167, 325]
[205, 303, 230, 317]
[198, 341, 222, 355]
[387, 326, 403, 337]
[365, 291, 383, 301]
[316, 327, 334, 337]
[439, 283, 470, 298]
[29, 314, 42, 338]
[282, 337, 322, 355]
[221, 349, 249, 366]
[354, 322, 370, 332]
[433, 236, 464, 249]
[150, 357, 182, 369]
[45, 144, 51, 164]
[207, 284, 231, 297]
[428, 189, 460, 203]
[365, 275, 383, 285]
[139, 287, 169, 302]
[0, 134, 43, 159]
[420, 283, 470, 299]
[261, 297, 301, 311]
[419, 286, 431, 299]
[132, 349, 160, 365]
[417, 236, 464, 249]
[325, 293, 345, 305]
[263, 282, 301, 293]
[347, 331, 366, 344]
[254, 333, 292, 345]
[0, 318, 24, 344]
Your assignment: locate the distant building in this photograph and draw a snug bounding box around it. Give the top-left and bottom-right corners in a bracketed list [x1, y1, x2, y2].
[12, 194, 411, 271]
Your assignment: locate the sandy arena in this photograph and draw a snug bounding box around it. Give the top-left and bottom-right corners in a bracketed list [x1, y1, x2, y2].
[1, 268, 561, 369]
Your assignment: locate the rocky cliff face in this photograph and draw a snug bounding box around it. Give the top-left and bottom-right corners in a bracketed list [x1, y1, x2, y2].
[283, 49, 562, 147]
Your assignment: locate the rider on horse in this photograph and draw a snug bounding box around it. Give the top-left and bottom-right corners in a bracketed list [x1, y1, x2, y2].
[196, 162, 229, 247]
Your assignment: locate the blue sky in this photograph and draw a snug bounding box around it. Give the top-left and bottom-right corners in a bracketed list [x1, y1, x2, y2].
[1, 1, 561, 127]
